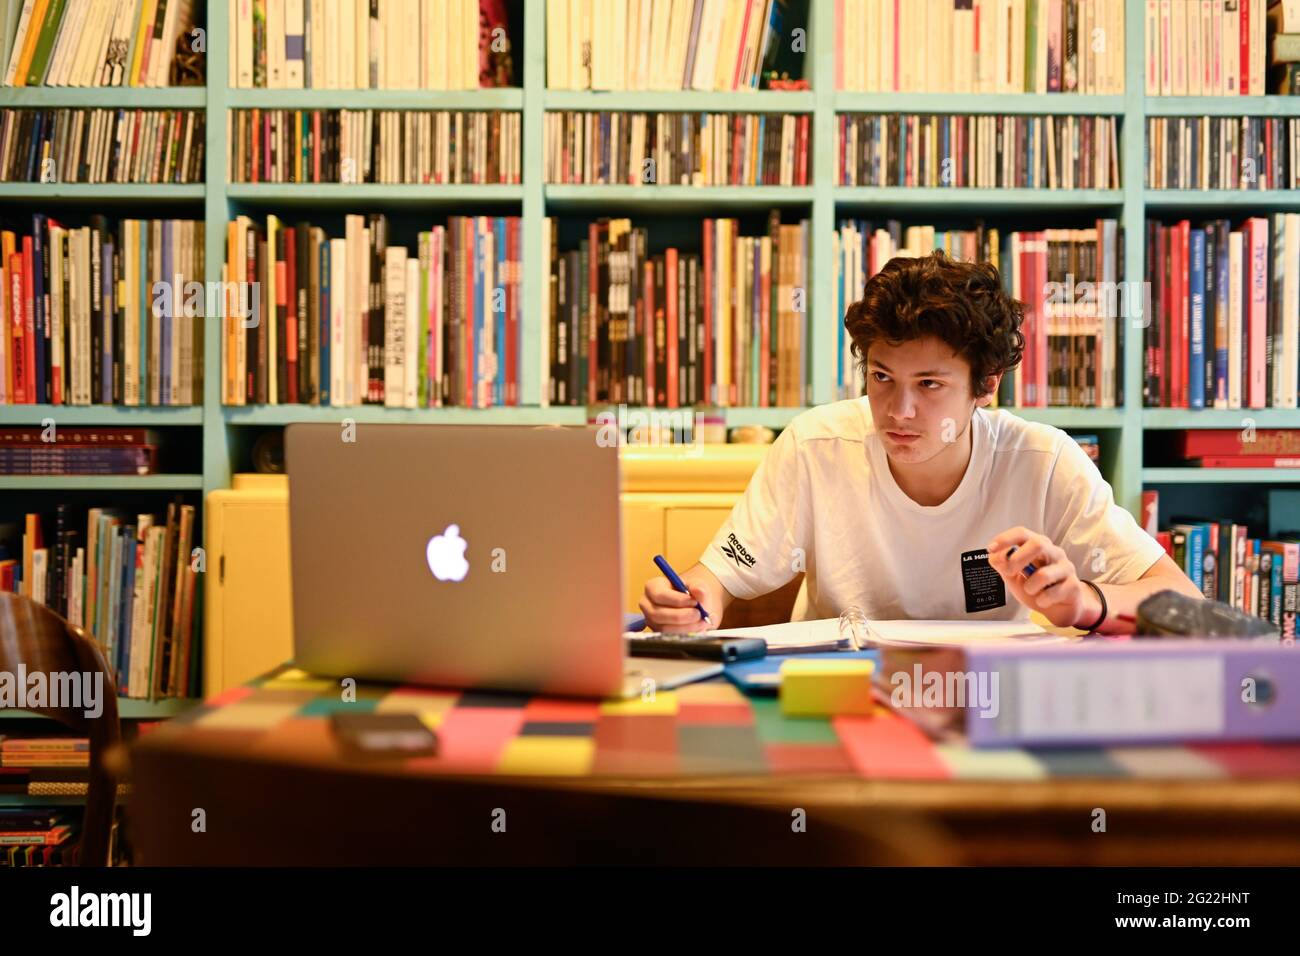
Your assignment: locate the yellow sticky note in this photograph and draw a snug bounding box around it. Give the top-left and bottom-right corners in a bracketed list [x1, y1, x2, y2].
[780, 659, 875, 717]
[497, 737, 595, 776]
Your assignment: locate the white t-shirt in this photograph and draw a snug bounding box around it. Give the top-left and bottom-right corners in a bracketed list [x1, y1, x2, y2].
[699, 398, 1166, 622]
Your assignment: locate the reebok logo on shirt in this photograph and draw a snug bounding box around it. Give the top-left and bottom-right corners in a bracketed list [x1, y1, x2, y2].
[721, 533, 757, 569]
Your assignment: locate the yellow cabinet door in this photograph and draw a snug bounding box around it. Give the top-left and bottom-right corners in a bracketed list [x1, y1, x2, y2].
[621, 497, 665, 614]
[205, 494, 294, 694]
[663, 507, 734, 578]
[623, 494, 741, 613]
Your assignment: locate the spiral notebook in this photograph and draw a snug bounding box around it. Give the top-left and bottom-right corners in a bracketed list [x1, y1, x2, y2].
[710, 617, 1065, 653]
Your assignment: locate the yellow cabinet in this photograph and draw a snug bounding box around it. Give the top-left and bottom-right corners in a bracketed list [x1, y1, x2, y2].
[619, 446, 771, 614]
[204, 475, 294, 694]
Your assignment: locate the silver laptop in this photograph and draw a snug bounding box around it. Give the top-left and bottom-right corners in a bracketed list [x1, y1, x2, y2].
[285, 423, 720, 699]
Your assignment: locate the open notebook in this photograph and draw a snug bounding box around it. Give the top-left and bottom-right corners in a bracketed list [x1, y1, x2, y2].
[707, 617, 1071, 653]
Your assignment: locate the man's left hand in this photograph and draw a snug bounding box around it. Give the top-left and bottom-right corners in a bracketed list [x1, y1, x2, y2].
[986, 527, 1097, 630]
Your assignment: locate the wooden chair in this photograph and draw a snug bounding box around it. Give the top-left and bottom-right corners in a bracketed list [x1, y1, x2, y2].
[0, 592, 121, 866]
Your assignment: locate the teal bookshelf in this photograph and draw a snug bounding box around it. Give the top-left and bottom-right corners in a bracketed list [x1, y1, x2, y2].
[0, 406, 204, 425]
[1144, 190, 1300, 209]
[1144, 468, 1300, 485]
[0, 183, 205, 201]
[833, 92, 1127, 114]
[0, 697, 198, 720]
[226, 183, 526, 205]
[0, 0, 1297, 564]
[0, 476, 205, 490]
[830, 187, 1125, 208]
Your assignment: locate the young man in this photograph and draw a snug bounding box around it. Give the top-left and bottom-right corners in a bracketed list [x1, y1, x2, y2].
[640, 251, 1201, 633]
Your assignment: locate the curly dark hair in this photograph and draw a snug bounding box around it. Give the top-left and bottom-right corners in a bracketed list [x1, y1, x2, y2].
[844, 251, 1025, 398]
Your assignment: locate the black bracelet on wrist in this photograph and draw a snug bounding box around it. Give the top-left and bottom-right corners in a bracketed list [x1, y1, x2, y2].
[1080, 579, 1107, 632]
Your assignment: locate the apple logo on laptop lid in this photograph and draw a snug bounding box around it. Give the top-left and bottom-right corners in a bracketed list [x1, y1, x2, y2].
[426, 524, 469, 582]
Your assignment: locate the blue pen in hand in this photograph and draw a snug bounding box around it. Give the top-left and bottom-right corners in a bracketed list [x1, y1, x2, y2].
[623, 556, 712, 633]
[1005, 546, 1038, 576]
[653, 555, 712, 624]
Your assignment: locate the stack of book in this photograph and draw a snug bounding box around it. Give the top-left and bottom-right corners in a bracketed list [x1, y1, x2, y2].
[1, 216, 205, 406]
[1177, 427, 1300, 468]
[228, 109, 521, 185]
[546, 0, 800, 92]
[1144, 0, 1268, 95]
[833, 219, 1124, 408]
[1143, 214, 1300, 409]
[1270, 0, 1300, 91]
[1, 499, 200, 700]
[0, 738, 87, 771]
[1011, 219, 1124, 410]
[0, 424, 159, 475]
[1, 0, 196, 87]
[227, 0, 511, 89]
[223, 214, 523, 408]
[1143, 511, 1298, 637]
[1, 107, 206, 184]
[542, 212, 811, 408]
[544, 111, 810, 187]
[838, 0, 1126, 94]
[835, 113, 1120, 190]
[1072, 432, 1101, 462]
[1146, 115, 1300, 189]
[0, 807, 79, 868]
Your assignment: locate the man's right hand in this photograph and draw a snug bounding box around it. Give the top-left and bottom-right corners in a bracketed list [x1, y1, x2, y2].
[638, 567, 725, 633]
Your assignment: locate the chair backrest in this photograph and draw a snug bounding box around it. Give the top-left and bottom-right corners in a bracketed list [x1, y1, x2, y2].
[0, 592, 121, 866]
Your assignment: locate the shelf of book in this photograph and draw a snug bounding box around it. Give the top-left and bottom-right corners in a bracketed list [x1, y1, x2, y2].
[543, 89, 817, 113]
[0, 184, 206, 202]
[1143, 410, 1300, 429]
[1143, 468, 1300, 484]
[7, 0, 1300, 689]
[832, 93, 1128, 115]
[225, 88, 525, 111]
[217, 404, 1131, 431]
[225, 183, 526, 205]
[1143, 96, 1300, 117]
[0, 406, 205, 426]
[831, 187, 1126, 209]
[224, 405, 585, 426]
[0, 86, 206, 108]
[222, 405, 813, 429]
[542, 184, 817, 210]
[1143, 190, 1300, 209]
[0, 476, 205, 491]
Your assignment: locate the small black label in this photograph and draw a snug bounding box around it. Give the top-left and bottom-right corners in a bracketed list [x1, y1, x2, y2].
[961, 548, 1006, 613]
